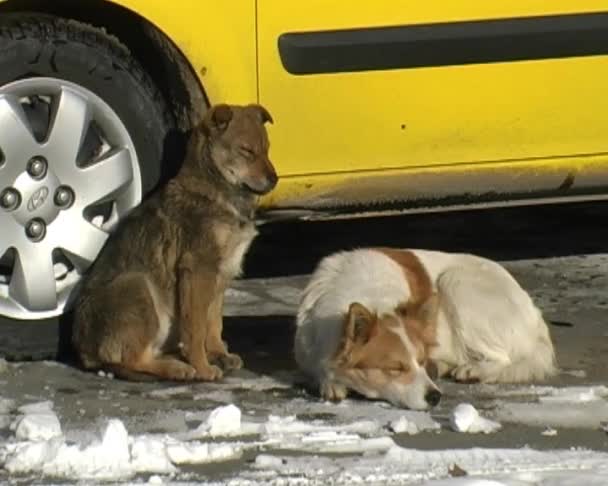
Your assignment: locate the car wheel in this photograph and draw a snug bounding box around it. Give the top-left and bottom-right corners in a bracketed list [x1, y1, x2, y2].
[0, 13, 174, 320]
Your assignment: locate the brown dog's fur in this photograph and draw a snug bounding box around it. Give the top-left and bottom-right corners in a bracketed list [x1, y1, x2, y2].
[72, 103, 278, 381]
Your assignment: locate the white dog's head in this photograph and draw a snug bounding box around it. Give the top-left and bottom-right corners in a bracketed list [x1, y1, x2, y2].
[328, 296, 442, 410]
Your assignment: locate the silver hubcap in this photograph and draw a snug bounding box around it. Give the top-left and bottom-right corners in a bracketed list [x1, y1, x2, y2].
[0, 78, 142, 319]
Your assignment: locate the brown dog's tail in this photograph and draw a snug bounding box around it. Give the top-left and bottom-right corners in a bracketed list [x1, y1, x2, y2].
[102, 364, 159, 382]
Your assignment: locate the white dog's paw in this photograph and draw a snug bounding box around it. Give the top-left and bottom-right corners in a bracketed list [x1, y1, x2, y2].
[451, 363, 484, 383]
[320, 380, 348, 402]
[451, 361, 506, 384]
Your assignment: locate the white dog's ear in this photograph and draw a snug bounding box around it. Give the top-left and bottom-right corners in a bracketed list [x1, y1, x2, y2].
[346, 302, 376, 344]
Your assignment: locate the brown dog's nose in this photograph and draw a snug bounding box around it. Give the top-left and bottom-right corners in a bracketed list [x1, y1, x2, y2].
[425, 389, 442, 407]
[267, 170, 278, 188]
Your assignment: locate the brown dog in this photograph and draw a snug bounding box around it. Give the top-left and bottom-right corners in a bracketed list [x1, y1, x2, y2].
[72, 104, 278, 381]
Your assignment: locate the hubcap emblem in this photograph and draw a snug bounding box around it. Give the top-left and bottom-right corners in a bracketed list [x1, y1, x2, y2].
[27, 186, 49, 212]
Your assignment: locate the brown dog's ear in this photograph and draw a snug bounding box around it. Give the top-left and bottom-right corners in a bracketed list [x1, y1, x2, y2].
[345, 302, 376, 345]
[202, 104, 233, 135]
[249, 104, 274, 125]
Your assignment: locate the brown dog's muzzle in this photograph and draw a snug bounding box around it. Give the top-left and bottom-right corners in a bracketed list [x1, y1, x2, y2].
[264, 164, 279, 192]
[246, 158, 278, 195]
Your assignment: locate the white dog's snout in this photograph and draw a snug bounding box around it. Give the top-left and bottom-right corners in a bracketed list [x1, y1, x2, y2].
[389, 366, 441, 410]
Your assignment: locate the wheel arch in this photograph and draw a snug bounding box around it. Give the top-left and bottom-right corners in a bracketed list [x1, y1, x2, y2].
[0, 0, 214, 134]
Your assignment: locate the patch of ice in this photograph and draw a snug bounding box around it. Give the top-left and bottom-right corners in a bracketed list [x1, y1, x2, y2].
[0, 397, 15, 414]
[41, 360, 64, 368]
[385, 446, 608, 481]
[184, 404, 247, 439]
[389, 412, 441, 435]
[14, 413, 62, 441]
[562, 369, 587, 378]
[182, 421, 258, 441]
[147, 386, 191, 398]
[254, 454, 285, 468]
[184, 406, 384, 444]
[450, 403, 501, 434]
[193, 389, 235, 403]
[3, 438, 63, 474]
[538, 386, 608, 403]
[496, 400, 608, 429]
[207, 404, 241, 436]
[18, 400, 54, 414]
[485, 385, 608, 402]
[219, 374, 292, 391]
[223, 446, 608, 485]
[262, 415, 379, 437]
[476, 385, 608, 429]
[129, 436, 176, 474]
[4, 419, 132, 479]
[264, 430, 395, 455]
[166, 440, 242, 464]
[425, 479, 508, 486]
[541, 427, 558, 437]
[147, 375, 291, 402]
[44, 419, 131, 479]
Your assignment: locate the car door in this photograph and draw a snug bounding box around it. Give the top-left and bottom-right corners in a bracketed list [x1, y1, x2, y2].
[257, 1, 608, 179]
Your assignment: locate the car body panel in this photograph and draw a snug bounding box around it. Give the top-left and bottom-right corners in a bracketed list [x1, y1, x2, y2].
[260, 152, 608, 211]
[2, 0, 607, 212]
[257, 1, 608, 182]
[106, 0, 258, 105]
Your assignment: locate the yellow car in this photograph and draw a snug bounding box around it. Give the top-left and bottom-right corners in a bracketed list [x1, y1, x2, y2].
[1, 0, 607, 322]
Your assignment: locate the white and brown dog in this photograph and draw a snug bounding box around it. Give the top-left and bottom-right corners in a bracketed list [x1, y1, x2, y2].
[294, 248, 557, 409]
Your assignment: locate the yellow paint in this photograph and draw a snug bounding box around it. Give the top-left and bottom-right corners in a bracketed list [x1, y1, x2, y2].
[257, 0, 608, 177]
[260, 151, 608, 208]
[106, 0, 258, 105]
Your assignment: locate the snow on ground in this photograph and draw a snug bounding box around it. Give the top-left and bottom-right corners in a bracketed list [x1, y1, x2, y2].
[2, 381, 608, 484]
[484, 385, 608, 429]
[203, 446, 608, 485]
[450, 403, 501, 434]
[2, 363, 608, 484]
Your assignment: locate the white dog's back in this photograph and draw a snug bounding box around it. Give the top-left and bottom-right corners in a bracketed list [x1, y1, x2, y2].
[417, 251, 557, 382]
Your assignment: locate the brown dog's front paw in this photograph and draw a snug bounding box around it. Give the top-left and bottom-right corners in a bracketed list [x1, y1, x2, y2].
[216, 352, 243, 371]
[320, 381, 348, 402]
[195, 363, 224, 382]
[168, 362, 198, 381]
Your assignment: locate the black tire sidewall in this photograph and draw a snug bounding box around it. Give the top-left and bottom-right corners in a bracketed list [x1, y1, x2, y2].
[0, 14, 172, 194]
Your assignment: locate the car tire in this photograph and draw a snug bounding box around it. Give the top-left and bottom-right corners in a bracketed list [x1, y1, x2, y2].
[0, 13, 175, 322]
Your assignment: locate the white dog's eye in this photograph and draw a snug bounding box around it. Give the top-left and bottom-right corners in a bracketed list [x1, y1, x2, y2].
[386, 363, 409, 376]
